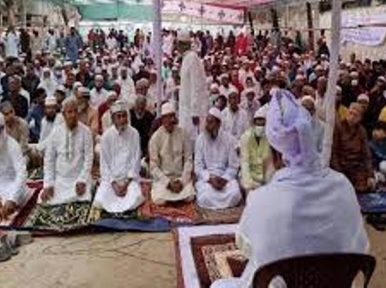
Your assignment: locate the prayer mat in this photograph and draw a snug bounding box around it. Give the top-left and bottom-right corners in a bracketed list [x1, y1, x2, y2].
[0, 187, 41, 229]
[196, 205, 245, 225]
[174, 224, 244, 288]
[22, 201, 91, 232]
[139, 182, 198, 224]
[358, 192, 386, 213]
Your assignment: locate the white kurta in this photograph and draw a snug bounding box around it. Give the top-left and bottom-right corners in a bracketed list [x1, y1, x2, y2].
[4, 33, 19, 58]
[221, 107, 250, 140]
[94, 125, 145, 213]
[0, 134, 27, 204]
[43, 122, 94, 205]
[90, 88, 108, 109]
[117, 78, 136, 105]
[149, 126, 195, 204]
[194, 131, 241, 209]
[37, 114, 64, 152]
[179, 50, 209, 141]
[212, 167, 369, 288]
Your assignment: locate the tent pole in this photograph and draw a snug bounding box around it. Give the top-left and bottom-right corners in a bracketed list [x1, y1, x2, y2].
[321, 0, 342, 168]
[153, 0, 163, 116]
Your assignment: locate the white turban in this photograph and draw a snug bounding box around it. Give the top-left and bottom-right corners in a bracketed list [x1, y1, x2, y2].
[266, 89, 320, 169]
[301, 95, 315, 105]
[177, 30, 191, 42]
[208, 107, 222, 122]
[161, 102, 176, 116]
[95, 75, 104, 81]
[254, 105, 268, 119]
[357, 94, 369, 103]
[111, 100, 129, 115]
[56, 85, 66, 93]
[45, 96, 57, 106]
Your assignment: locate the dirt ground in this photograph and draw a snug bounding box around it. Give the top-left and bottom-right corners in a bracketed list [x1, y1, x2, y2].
[0, 225, 384, 288]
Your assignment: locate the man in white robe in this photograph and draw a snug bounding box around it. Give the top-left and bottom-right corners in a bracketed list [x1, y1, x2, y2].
[41, 98, 94, 205]
[0, 113, 27, 220]
[195, 107, 242, 210]
[117, 67, 135, 104]
[37, 96, 64, 152]
[178, 31, 209, 144]
[94, 100, 145, 213]
[222, 90, 249, 140]
[90, 75, 108, 109]
[39, 68, 58, 97]
[211, 89, 369, 288]
[149, 103, 195, 205]
[3, 28, 19, 58]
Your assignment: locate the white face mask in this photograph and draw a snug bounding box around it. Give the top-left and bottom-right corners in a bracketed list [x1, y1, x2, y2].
[254, 126, 265, 138]
[351, 79, 358, 86]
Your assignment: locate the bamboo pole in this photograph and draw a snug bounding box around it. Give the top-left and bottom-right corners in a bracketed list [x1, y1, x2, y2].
[153, 0, 163, 116]
[322, 0, 342, 168]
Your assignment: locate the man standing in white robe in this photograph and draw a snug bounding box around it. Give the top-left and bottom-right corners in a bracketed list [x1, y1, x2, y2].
[195, 108, 242, 210]
[94, 100, 145, 213]
[3, 28, 19, 59]
[149, 103, 195, 205]
[211, 89, 369, 288]
[178, 31, 209, 144]
[0, 113, 27, 220]
[41, 98, 94, 205]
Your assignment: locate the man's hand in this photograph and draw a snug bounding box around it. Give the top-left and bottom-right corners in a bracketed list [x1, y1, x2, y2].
[367, 177, 376, 190]
[76, 182, 87, 196]
[208, 176, 227, 190]
[2, 201, 17, 220]
[168, 179, 183, 194]
[192, 116, 200, 127]
[41, 187, 54, 202]
[216, 177, 228, 190]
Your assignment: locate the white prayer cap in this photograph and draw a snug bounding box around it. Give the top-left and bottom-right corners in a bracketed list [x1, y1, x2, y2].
[45, 96, 57, 106]
[177, 30, 191, 42]
[336, 85, 342, 94]
[301, 95, 315, 105]
[95, 67, 102, 74]
[357, 94, 369, 103]
[64, 61, 72, 67]
[172, 66, 179, 72]
[42, 67, 51, 73]
[255, 66, 262, 72]
[210, 83, 219, 91]
[228, 86, 239, 96]
[208, 107, 222, 122]
[111, 99, 129, 115]
[95, 74, 104, 81]
[74, 82, 83, 90]
[244, 87, 255, 95]
[315, 65, 324, 71]
[136, 78, 149, 88]
[55, 62, 62, 68]
[378, 76, 386, 83]
[161, 102, 176, 116]
[56, 85, 66, 93]
[295, 74, 305, 81]
[79, 87, 91, 97]
[350, 71, 359, 77]
[0, 113, 4, 126]
[254, 105, 268, 119]
[219, 73, 229, 80]
[272, 65, 281, 73]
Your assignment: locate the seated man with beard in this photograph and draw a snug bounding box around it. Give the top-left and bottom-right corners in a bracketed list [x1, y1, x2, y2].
[211, 89, 368, 288]
[41, 98, 94, 205]
[0, 113, 27, 220]
[194, 107, 242, 210]
[94, 100, 145, 213]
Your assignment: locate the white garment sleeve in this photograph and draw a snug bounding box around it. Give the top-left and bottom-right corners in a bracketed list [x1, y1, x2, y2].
[194, 136, 210, 182]
[9, 140, 27, 202]
[127, 130, 141, 180]
[223, 137, 240, 181]
[100, 132, 114, 184]
[149, 133, 169, 183]
[76, 128, 94, 184]
[43, 129, 57, 189]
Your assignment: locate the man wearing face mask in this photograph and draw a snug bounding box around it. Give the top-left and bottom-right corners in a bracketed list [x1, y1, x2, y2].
[240, 106, 273, 193]
[149, 103, 195, 205]
[0, 113, 27, 221]
[94, 100, 145, 213]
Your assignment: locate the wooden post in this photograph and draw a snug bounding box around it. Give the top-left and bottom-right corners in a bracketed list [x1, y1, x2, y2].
[306, 2, 315, 51]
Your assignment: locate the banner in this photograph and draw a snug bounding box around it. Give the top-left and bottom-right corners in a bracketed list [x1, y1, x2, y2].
[162, 1, 245, 25]
[341, 12, 386, 47]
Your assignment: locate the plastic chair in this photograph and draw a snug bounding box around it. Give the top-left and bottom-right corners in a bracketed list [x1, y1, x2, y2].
[253, 253, 376, 288]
